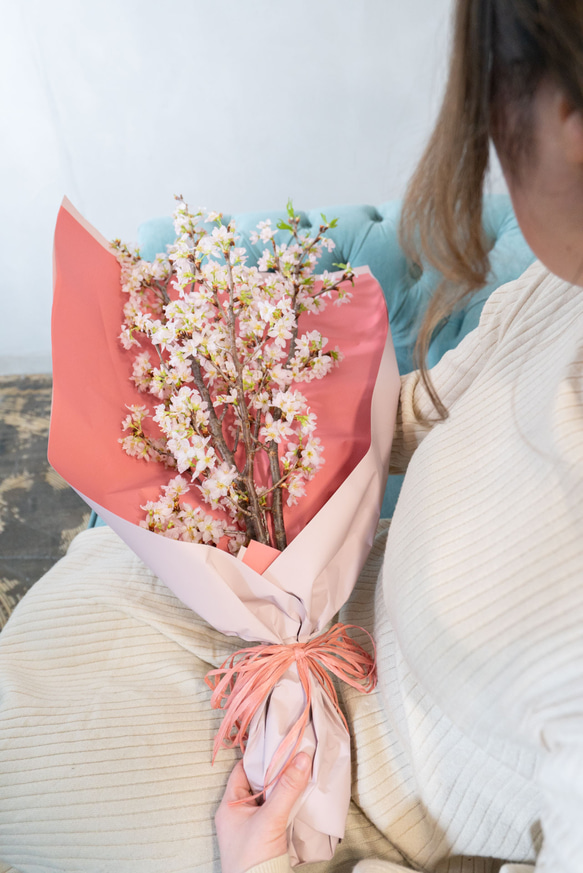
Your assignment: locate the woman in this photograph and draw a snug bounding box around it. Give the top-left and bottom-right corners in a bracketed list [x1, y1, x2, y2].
[216, 1, 583, 871]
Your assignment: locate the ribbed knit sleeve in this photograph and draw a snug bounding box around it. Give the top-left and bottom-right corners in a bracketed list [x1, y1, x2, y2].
[389, 260, 544, 474]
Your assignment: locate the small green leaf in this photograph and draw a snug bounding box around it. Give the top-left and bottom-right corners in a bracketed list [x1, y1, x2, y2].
[277, 220, 293, 232]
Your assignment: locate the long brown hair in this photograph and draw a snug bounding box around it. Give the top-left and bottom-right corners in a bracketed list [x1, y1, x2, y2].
[399, 0, 583, 419]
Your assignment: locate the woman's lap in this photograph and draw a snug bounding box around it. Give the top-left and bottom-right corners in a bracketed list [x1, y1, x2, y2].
[0, 525, 406, 873]
[0, 528, 240, 871]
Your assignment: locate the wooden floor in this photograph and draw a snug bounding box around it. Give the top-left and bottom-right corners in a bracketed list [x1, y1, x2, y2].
[0, 375, 89, 628]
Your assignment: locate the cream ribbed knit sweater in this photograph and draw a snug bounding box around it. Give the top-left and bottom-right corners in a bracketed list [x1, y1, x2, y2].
[0, 261, 580, 873]
[249, 260, 583, 873]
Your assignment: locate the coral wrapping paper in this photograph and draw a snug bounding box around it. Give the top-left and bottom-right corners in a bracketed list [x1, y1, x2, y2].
[49, 197, 400, 865]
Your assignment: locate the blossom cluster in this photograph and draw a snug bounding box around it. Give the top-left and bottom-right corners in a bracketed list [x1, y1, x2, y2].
[112, 197, 354, 552]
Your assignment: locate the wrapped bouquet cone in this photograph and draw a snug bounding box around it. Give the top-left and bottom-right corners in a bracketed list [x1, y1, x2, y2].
[49, 197, 400, 864]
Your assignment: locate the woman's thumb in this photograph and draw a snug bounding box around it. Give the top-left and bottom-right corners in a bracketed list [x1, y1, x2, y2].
[263, 752, 312, 823]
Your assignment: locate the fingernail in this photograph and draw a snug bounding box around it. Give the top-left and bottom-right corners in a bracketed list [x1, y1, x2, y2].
[294, 752, 311, 772]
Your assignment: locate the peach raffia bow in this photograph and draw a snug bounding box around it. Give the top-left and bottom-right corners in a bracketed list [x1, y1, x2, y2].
[205, 622, 376, 797]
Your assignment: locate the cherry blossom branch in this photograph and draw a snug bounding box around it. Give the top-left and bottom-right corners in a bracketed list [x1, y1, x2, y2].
[224, 246, 271, 545]
[266, 442, 286, 550]
[190, 358, 234, 466]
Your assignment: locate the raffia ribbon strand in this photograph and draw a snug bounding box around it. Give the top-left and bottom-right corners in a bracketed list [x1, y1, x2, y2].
[205, 622, 377, 798]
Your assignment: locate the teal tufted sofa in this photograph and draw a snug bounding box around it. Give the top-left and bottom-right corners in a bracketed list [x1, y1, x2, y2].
[94, 193, 534, 521]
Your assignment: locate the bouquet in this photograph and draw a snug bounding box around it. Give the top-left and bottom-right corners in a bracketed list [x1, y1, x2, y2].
[49, 195, 400, 865]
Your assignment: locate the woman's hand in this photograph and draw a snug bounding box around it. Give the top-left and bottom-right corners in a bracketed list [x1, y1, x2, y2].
[215, 752, 312, 873]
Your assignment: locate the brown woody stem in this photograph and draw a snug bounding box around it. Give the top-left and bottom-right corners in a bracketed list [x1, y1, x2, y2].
[266, 441, 287, 551]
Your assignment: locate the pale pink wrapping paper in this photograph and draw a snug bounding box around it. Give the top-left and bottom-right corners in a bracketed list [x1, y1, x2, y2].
[49, 198, 400, 865]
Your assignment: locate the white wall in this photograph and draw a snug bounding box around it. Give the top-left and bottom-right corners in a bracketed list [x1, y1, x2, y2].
[1, 0, 482, 374]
